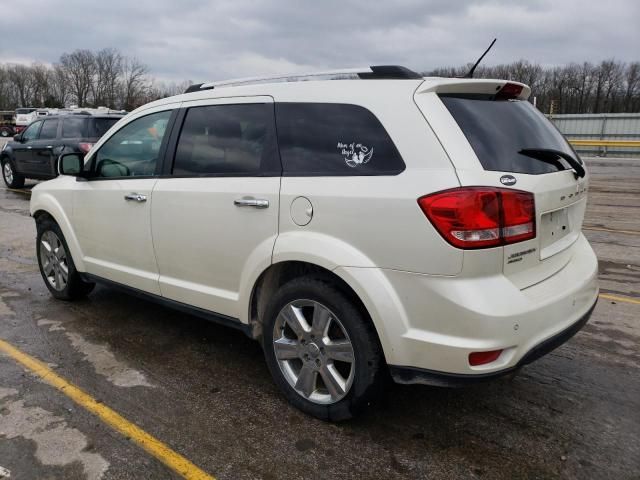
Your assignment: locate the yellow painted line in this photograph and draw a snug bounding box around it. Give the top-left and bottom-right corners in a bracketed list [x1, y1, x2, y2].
[0, 338, 215, 480]
[583, 226, 640, 236]
[569, 139, 640, 148]
[5, 188, 31, 195]
[599, 293, 640, 305]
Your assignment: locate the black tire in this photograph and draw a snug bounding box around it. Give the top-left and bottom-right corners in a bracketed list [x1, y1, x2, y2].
[36, 217, 95, 300]
[262, 276, 384, 421]
[0, 128, 9, 137]
[1, 157, 25, 188]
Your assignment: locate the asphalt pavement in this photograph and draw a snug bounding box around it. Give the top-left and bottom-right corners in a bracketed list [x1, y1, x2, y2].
[0, 155, 638, 479]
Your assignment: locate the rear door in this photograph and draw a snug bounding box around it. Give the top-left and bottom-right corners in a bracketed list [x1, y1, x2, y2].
[415, 81, 588, 288]
[151, 96, 281, 318]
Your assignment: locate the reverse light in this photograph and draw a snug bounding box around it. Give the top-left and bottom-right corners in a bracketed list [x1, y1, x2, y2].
[469, 349, 503, 366]
[417, 187, 535, 249]
[78, 142, 95, 154]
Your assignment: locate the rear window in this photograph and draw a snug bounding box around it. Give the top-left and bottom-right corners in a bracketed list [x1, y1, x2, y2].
[89, 118, 119, 138]
[61, 117, 86, 138]
[440, 96, 576, 175]
[275, 103, 405, 176]
[16, 108, 36, 115]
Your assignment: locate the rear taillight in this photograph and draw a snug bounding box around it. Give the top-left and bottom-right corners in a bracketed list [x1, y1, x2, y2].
[78, 142, 94, 154]
[417, 187, 535, 249]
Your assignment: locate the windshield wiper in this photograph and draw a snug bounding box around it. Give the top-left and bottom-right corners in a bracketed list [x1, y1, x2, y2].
[519, 148, 585, 178]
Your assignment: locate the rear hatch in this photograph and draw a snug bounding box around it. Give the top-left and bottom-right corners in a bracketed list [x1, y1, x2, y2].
[414, 79, 589, 289]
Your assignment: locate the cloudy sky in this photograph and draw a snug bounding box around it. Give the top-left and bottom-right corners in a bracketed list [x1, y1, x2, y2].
[1, 0, 638, 83]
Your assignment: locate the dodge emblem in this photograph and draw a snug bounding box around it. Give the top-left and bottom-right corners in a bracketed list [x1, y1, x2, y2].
[500, 175, 517, 186]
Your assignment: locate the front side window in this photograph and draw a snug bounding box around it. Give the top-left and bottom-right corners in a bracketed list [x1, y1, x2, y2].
[92, 110, 172, 178]
[39, 119, 59, 140]
[22, 121, 42, 142]
[275, 103, 405, 176]
[172, 103, 279, 176]
[61, 117, 86, 138]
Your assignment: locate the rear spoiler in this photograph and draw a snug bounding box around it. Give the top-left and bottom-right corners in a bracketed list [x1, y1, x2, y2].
[416, 78, 531, 100]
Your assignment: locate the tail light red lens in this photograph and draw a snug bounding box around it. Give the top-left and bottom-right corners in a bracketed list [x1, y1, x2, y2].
[469, 349, 503, 366]
[418, 187, 535, 249]
[78, 142, 95, 154]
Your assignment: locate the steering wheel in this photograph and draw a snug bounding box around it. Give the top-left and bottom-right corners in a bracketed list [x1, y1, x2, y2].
[96, 158, 131, 178]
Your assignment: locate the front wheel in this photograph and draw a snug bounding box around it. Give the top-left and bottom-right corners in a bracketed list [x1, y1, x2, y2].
[36, 218, 95, 300]
[1, 158, 25, 188]
[262, 277, 384, 421]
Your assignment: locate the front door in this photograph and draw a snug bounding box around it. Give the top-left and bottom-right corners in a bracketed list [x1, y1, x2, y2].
[12, 120, 42, 174]
[72, 108, 175, 295]
[26, 118, 59, 177]
[151, 97, 281, 318]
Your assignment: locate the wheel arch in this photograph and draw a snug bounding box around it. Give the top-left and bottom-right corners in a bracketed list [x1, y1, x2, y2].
[246, 260, 390, 363]
[31, 199, 86, 272]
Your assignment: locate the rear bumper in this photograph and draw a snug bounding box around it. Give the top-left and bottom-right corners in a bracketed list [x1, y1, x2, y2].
[388, 297, 597, 386]
[336, 233, 599, 378]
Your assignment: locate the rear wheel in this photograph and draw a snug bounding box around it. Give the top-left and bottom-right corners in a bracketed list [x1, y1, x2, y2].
[262, 277, 384, 421]
[36, 218, 94, 300]
[1, 158, 25, 188]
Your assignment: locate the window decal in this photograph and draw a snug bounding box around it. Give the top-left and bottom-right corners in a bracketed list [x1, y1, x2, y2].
[338, 142, 374, 168]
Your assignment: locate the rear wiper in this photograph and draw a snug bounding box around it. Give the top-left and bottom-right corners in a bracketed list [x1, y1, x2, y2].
[519, 148, 585, 178]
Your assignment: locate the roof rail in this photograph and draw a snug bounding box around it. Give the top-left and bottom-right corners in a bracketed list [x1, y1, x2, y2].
[184, 65, 422, 93]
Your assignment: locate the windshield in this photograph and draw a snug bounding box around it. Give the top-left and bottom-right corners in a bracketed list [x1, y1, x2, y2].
[440, 95, 576, 175]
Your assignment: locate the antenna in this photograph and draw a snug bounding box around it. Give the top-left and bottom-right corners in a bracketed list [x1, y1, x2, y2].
[464, 38, 497, 78]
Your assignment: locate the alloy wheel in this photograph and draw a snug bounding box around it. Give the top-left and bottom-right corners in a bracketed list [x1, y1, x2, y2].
[273, 300, 355, 405]
[3, 162, 13, 185]
[39, 230, 69, 291]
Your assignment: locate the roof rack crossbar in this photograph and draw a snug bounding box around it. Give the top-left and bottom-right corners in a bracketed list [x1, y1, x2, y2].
[184, 65, 423, 93]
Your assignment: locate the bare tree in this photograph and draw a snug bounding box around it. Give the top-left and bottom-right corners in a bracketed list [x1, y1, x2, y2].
[6, 64, 34, 107]
[623, 62, 640, 112]
[50, 64, 70, 107]
[121, 57, 148, 110]
[92, 48, 123, 108]
[60, 49, 96, 107]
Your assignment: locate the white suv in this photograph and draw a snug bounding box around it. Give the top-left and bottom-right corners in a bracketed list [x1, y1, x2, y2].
[30, 66, 599, 420]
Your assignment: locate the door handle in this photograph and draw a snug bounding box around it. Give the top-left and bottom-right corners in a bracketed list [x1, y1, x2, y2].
[124, 193, 147, 203]
[234, 197, 269, 209]
[26, 146, 32, 149]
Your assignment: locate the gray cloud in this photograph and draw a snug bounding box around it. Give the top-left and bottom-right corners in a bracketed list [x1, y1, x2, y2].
[0, 0, 638, 82]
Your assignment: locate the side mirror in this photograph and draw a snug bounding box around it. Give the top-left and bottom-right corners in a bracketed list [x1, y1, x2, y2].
[13, 133, 22, 142]
[58, 153, 85, 177]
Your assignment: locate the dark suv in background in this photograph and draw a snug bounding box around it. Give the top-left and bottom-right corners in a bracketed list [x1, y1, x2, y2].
[1, 112, 123, 188]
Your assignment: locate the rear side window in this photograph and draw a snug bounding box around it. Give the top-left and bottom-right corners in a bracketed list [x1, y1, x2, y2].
[172, 103, 279, 176]
[275, 103, 405, 176]
[89, 118, 119, 138]
[440, 96, 576, 175]
[62, 117, 86, 138]
[39, 119, 59, 140]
